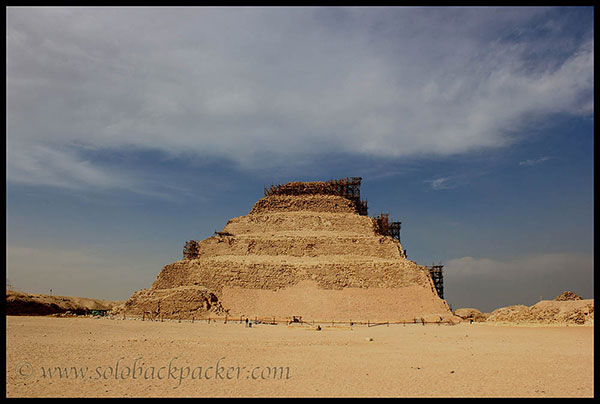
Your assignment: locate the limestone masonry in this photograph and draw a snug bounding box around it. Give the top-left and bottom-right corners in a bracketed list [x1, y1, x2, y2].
[121, 178, 454, 322]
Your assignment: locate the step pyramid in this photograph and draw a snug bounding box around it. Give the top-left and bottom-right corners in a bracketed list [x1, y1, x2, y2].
[122, 179, 453, 322]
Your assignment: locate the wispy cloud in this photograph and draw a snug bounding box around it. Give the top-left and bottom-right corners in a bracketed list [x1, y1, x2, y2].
[5, 140, 196, 201]
[519, 156, 552, 166]
[424, 171, 483, 190]
[6, 7, 593, 190]
[6, 142, 129, 190]
[426, 177, 456, 190]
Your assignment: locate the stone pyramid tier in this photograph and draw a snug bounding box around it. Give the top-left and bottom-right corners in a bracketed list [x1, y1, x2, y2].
[121, 183, 454, 322]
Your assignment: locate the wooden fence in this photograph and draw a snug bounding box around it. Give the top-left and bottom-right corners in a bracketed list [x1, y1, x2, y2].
[114, 313, 458, 326]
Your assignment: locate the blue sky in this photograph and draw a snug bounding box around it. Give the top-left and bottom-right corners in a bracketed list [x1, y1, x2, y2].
[6, 7, 594, 312]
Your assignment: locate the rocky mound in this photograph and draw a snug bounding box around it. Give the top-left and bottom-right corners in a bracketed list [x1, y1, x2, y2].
[122, 180, 453, 322]
[115, 286, 226, 318]
[454, 308, 488, 322]
[554, 291, 583, 301]
[486, 299, 594, 325]
[6, 290, 123, 316]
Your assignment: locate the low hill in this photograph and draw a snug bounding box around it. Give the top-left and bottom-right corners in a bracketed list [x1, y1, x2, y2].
[486, 298, 593, 325]
[6, 290, 124, 316]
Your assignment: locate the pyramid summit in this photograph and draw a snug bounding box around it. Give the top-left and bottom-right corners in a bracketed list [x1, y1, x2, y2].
[121, 178, 454, 322]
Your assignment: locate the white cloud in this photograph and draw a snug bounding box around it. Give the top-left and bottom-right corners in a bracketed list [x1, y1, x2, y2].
[6, 141, 127, 190]
[519, 156, 552, 166]
[6, 7, 594, 189]
[424, 171, 484, 190]
[5, 139, 191, 200]
[426, 177, 455, 190]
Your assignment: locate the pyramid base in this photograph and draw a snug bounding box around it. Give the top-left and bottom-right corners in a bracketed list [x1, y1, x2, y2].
[221, 280, 454, 322]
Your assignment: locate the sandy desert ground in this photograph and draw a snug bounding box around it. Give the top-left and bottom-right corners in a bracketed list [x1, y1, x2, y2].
[5, 315, 593, 397]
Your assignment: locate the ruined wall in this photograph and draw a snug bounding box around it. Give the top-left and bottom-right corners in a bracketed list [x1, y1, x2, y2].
[250, 195, 358, 215]
[120, 286, 226, 318]
[224, 211, 375, 235]
[151, 257, 431, 293]
[180, 235, 405, 260]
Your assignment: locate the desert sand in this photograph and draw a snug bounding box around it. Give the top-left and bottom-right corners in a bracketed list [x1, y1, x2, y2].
[6, 315, 593, 397]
